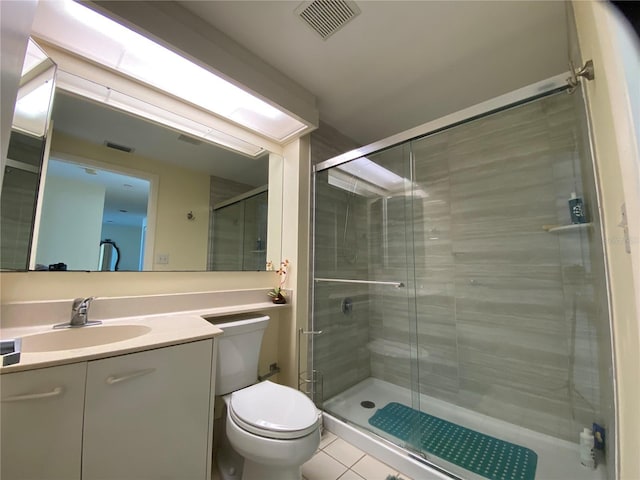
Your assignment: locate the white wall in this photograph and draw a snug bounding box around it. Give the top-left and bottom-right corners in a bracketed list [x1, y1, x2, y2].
[36, 175, 105, 270]
[279, 137, 311, 387]
[101, 223, 143, 271]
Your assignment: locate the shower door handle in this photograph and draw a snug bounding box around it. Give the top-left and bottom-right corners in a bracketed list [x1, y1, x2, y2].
[300, 329, 323, 335]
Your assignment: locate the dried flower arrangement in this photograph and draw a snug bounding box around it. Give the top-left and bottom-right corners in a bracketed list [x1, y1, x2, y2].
[267, 259, 289, 304]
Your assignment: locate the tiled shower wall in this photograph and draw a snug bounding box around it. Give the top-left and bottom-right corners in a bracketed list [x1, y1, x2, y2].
[313, 182, 372, 401]
[311, 122, 367, 401]
[1, 132, 46, 270]
[315, 92, 612, 443]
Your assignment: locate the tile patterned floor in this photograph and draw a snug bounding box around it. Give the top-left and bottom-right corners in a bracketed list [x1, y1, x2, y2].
[212, 427, 410, 480]
[302, 429, 412, 480]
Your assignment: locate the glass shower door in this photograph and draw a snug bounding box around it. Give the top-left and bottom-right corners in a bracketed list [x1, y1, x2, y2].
[405, 89, 614, 479]
[312, 87, 614, 480]
[311, 142, 422, 449]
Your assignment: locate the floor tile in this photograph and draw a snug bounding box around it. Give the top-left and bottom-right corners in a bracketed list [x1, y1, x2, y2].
[338, 471, 366, 480]
[324, 438, 366, 467]
[351, 455, 398, 480]
[319, 429, 338, 450]
[302, 451, 349, 480]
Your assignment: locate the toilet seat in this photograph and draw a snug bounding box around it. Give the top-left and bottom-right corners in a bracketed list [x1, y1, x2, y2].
[229, 381, 320, 440]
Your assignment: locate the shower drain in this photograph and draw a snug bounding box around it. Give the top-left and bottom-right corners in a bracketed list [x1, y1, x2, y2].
[360, 400, 376, 409]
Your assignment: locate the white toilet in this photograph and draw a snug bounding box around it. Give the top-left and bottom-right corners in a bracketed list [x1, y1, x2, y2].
[211, 313, 321, 480]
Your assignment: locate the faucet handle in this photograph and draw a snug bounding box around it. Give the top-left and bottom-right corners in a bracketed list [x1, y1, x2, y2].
[72, 296, 96, 311]
[55, 297, 99, 329]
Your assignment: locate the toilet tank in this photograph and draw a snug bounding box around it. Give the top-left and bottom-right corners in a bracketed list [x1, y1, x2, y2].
[205, 313, 270, 395]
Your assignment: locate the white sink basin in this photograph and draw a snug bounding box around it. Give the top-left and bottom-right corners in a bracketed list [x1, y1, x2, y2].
[20, 325, 152, 353]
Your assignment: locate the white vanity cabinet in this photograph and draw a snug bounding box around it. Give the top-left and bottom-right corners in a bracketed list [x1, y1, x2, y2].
[0, 362, 87, 480]
[0, 338, 215, 480]
[82, 340, 215, 480]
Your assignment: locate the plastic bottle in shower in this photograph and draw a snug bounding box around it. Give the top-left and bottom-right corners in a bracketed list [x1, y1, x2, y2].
[580, 427, 596, 469]
[569, 192, 587, 224]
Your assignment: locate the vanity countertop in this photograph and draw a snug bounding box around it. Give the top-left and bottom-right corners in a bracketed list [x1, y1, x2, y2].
[0, 290, 289, 374]
[0, 312, 223, 373]
[0, 308, 254, 374]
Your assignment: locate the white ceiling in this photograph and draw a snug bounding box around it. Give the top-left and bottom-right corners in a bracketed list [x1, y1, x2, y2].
[46, 157, 150, 226]
[179, 0, 570, 146]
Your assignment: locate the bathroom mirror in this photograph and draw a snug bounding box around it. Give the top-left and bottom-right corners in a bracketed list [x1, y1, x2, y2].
[12, 38, 56, 138]
[99, 239, 120, 271]
[1, 87, 284, 272]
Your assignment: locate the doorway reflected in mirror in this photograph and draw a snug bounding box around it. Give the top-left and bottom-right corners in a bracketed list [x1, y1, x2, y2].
[34, 158, 150, 272]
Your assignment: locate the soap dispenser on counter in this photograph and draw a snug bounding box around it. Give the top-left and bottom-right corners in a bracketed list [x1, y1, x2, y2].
[569, 192, 587, 224]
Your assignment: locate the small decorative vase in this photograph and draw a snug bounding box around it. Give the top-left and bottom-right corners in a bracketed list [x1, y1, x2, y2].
[272, 293, 286, 304]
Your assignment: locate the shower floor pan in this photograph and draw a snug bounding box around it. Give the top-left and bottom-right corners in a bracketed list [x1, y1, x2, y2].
[323, 378, 606, 480]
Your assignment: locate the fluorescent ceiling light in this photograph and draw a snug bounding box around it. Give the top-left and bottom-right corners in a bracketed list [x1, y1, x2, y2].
[328, 169, 389, 197]
[13, 39, 56, 137]
[330, 157, 428, 198]
[56, 71, 265, 157]
[15, 81, 54, 119]
[21, 39, 50, 77]
[32, 0, 308, 142]
[337, 158, 407, 191]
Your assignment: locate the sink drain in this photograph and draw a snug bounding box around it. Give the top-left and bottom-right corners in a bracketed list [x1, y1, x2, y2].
[360, 400, 376, 409]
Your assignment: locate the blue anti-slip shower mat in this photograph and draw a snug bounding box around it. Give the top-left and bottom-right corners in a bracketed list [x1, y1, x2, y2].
[369, 402, 537, 480]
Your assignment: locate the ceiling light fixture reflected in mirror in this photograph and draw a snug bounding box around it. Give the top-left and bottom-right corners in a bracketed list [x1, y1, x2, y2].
[21, 38, 50, 77]
[32, 0, 309, 143]
[55, 71, 265, 157]
[12, 38, 57, 138]
[330, 157, 429, 198]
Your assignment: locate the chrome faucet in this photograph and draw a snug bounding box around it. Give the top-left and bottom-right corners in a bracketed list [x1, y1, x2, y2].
[53, 297, 101, 329]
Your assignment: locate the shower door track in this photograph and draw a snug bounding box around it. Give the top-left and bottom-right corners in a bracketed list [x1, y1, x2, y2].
[323, 412, 465, 480]
[314, 278, 404, 288]
[314, 72, 570, 173]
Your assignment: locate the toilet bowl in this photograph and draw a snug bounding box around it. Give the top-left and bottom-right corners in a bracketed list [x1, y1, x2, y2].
[208, 313, 321, 480]
[224, 381, 321, 480]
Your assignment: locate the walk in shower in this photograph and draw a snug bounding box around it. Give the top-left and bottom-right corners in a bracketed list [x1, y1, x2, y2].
[310, 78, 615, 480]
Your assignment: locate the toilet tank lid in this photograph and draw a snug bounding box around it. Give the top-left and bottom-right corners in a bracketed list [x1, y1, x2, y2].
[204, 313, 269, 334]
[230, 381, 319, 436]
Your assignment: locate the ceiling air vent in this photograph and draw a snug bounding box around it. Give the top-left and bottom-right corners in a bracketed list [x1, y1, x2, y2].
[295, 0, 361, 40]
[104, 141, 133, 153]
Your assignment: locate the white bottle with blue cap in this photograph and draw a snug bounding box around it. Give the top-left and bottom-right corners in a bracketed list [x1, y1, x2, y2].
[580, 427, 596, 469]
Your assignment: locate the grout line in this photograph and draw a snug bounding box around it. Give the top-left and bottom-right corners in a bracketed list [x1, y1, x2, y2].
[323, 448, 366, 469]
[337, 470, 365, 480]
[322, 434, 339, 447]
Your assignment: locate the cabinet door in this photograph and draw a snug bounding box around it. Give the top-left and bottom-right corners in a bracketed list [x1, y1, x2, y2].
[83, 340, 214, 480]
[0, 362, 86, 480]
